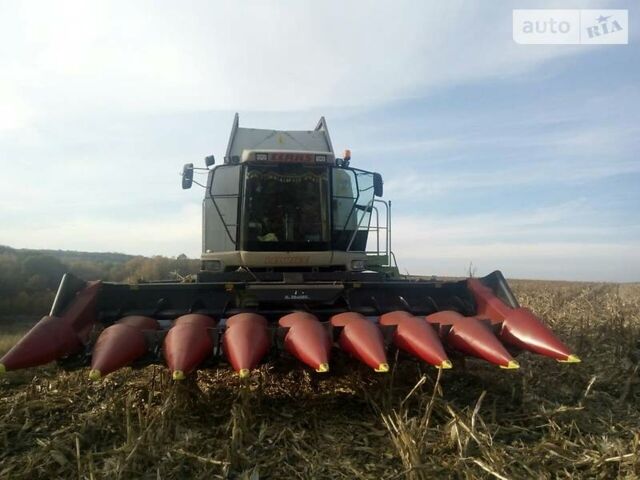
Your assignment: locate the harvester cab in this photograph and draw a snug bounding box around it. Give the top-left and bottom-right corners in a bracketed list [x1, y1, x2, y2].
[183, 113, 393, 277]
[0, 115, 581, 382]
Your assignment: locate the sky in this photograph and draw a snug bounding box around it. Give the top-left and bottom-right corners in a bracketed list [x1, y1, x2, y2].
[0, 0, 638, 282]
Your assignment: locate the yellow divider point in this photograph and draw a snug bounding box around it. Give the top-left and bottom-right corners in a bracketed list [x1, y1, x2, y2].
[88, 369, 102, 381]
[437, 360, 453, 369]
[558, 354, 581, 363]
[500, 360, 520, 369]
[316, 363, 329, 373]
[374, 363, 389, 373]
[172, 370, 186, 381]
[238, 368, 250, 379]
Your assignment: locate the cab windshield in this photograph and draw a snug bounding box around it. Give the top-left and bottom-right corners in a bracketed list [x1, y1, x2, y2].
[241, 164, 330, 251]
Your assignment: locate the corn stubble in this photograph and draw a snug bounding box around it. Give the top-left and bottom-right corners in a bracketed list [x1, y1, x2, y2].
[0, 281, 638, 479]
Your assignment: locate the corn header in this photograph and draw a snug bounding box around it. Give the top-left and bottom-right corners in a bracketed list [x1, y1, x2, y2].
[0, 115, 580, 381]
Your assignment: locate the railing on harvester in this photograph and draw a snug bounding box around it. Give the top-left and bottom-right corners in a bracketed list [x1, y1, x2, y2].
[365, 199, 398, 274]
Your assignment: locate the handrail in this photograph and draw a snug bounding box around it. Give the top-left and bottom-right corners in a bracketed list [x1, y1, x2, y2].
[362, 199, 392, 267]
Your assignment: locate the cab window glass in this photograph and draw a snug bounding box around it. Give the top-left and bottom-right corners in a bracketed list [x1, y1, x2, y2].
[211, 165, 240, 243]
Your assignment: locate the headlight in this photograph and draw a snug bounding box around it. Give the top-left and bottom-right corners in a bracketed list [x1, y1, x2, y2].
[203, 260, 223, 272]
[351, 260, 366, 271]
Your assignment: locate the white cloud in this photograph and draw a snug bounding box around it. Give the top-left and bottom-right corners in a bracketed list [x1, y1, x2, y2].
[382, 121, 640, 200]
[389, 203, 640, 281]
[385, 157, 640, 200]
[0, 84, 33, 131]
[396, 241, 640, 282]
[0, 0, 616, 126]
[0, 203, 201, 257]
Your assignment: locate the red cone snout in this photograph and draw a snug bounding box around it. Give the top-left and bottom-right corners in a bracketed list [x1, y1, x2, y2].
[331, 312, 388, 372]
[279, 312, 331, 372]
[163, 314, 216, 380]
[427, 311, 519, 369]
[0, 316, 82, 371]
[380, 311, 451, 368]
[223, 313, 270, 377]
[89, 316, 159, 380]
[467, 278, 580, 363]
[0, 281, 100, 373]
[501, 308, 577, 361]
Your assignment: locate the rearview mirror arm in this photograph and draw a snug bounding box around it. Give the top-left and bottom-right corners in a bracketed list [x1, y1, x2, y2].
[179, 171, 207, 189]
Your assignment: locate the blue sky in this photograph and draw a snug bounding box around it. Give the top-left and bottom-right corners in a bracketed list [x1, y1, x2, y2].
[0, 1, 638, 281]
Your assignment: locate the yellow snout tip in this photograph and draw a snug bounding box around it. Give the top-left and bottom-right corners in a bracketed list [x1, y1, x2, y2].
[316, 363, 329, 373]
[172, 370, 186, 381]
[0, 363, 6, 376]
[500, 360, 520, 370]
[437, 360, 453, 369]
[374, 363, 390, 373]
[238, 368, 250, 379]
[558, 354, 581, 363]
[88, 369, 102, 381]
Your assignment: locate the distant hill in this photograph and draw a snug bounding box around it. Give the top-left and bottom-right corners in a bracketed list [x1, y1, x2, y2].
[0, 245, 198, 316]
[0, 245, 136, 264]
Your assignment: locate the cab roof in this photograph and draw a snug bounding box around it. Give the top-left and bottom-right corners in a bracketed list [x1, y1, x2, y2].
[224, 113, 334, 164]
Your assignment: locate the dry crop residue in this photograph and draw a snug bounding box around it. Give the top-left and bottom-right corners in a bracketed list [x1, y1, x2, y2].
[0, 281, 639, 479]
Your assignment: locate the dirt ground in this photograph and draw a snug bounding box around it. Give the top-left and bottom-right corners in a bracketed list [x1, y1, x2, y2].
[1, 281, 639, 479]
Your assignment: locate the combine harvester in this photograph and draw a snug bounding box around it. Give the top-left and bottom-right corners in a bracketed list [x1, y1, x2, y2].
[0, 115, 580, 381]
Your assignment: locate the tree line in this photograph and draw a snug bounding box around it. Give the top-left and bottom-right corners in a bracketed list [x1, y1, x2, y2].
[0, 246, 199, 316]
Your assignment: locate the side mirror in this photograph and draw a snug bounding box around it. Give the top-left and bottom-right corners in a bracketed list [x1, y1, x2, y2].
[182, 163, 194, 189]
[373, 173, 383, 197]
[205, 155, 215, 167]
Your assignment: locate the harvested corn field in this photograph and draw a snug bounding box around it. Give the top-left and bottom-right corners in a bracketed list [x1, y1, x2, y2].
[1, 280, 639, 479]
